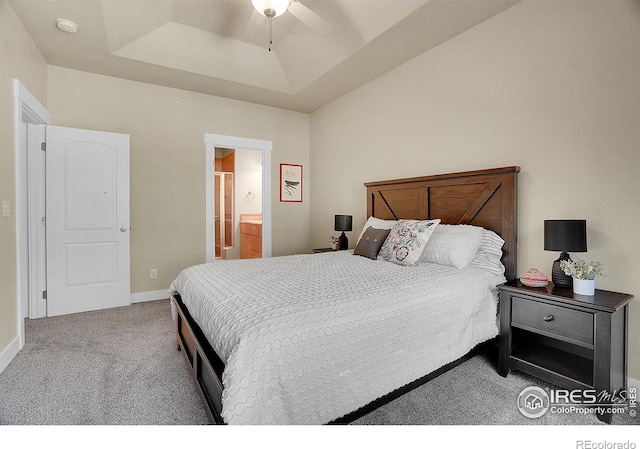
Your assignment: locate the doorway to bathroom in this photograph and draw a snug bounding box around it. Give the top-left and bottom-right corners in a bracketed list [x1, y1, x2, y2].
[214, 148, 263, 260]
[205, 133, 272, 263]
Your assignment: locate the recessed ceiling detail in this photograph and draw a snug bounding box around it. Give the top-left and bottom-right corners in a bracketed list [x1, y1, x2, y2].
[10, 0, 520, 112]
[113, 21, 293, 93]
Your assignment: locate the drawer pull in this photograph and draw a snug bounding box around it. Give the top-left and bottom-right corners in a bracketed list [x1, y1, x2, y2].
[543, 315, 554, 322]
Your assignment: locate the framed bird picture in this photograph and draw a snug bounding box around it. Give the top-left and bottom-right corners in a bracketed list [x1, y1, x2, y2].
[280, 163, 303, 202]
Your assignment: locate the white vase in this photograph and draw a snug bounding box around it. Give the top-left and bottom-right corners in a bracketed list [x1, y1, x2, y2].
[573, 278, 595, 296]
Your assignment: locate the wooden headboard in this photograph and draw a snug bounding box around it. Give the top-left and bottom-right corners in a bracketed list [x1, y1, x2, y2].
[365, 166, 520, 281]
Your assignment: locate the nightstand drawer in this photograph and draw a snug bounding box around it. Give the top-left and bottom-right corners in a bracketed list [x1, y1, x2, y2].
[511, 296, 593, 346]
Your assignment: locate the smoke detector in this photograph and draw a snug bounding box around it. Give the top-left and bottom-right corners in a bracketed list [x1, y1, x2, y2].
[56, 18, 78, 33]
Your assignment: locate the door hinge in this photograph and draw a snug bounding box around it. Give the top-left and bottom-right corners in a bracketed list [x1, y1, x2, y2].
[41, 142, 46, 151]
[41, 216, 46, 226]
[42, 290, 47, 300]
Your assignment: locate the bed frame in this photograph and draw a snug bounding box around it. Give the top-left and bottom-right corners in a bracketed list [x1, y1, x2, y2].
[171, 166, 520, 424]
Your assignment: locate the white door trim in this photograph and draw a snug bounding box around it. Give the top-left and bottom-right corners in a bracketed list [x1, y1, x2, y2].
[13, 80, 50, 350]
[26, 123, 46, 318]
[204, 133, 272, 263]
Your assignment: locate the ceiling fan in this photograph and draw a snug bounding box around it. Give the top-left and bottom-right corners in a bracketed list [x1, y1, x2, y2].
[245, 0, 331, 50]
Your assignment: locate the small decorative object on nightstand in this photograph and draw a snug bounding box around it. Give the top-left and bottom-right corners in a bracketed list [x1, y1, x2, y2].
[519, 268, 548, 287]
[334, 215, 352, 250]
[544, 219, 587, 289]
[498, 279, 633, 424]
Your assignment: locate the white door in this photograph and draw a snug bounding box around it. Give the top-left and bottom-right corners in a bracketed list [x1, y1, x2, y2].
[46, 126, 130, 316]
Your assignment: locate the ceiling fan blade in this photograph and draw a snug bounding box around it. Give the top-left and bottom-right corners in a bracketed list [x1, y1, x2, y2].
[243, 8, 265, 42]
[287, 1, 331, 36]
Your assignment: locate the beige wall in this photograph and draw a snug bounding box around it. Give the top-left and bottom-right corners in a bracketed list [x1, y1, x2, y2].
[47, 66, 310, 293]
[0, 2, 47, 357]
[310, 1, 640, 378]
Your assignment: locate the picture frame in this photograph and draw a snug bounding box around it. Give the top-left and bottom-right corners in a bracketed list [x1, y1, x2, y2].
[280, 163, 303, 202]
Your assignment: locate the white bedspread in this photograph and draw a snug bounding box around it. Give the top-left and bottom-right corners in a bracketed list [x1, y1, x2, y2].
[169, 251, 504, 425]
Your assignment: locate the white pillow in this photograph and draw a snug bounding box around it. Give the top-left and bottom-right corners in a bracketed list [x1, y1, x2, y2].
[378, 219, 440, 266]
[356, 216, 397, 244]
[468, 229, 506, 276]
[422, 224, 484, 269]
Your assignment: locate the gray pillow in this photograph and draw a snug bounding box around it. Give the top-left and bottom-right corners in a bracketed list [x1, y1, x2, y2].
[353, 227, 391, 260]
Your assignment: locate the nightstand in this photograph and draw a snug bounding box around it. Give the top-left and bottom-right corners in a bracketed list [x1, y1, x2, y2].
[312, 247, 336, 253]
[498, 279, 633, 423]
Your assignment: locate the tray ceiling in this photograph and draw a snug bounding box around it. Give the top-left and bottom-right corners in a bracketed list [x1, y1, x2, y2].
[10, 0, 519, 112]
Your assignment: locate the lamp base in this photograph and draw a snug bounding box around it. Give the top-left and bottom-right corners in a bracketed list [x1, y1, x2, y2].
[338, 232, 348, 250]
[551, 252, 572, 289]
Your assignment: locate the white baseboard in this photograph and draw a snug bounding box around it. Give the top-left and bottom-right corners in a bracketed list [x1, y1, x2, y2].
[0, 335, 21, 375]
[130, 289, 169, 304]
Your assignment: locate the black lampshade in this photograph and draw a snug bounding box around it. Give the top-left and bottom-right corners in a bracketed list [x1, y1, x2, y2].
[544, 219, 587, 289]
[334, 215, 352, 250]
[334, 215, 353, 232]
[544, 220, 587, 252]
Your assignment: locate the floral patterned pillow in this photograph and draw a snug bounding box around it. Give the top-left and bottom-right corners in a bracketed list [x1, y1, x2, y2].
[378, 219, 441, 266]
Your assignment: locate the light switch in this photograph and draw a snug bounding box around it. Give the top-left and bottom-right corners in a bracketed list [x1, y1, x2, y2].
[2, 201, 9, 218]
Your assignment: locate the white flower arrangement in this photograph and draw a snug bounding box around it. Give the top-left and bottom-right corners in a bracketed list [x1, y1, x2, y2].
[559, 258, 603, 280]
[329, 235, 339, 244]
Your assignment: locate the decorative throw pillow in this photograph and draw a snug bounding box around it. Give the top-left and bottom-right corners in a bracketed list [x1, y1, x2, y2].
[422, 224, 484, 269]
[356, 216, 397, 245]
[353, 227, 391, 260]
[378, 219, 441, 266]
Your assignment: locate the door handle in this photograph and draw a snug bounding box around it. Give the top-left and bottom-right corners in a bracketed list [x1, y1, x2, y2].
[120, 226, 128, 232]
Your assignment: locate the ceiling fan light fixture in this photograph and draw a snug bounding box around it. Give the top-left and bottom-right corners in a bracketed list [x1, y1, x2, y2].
[252, 0, 289, 18]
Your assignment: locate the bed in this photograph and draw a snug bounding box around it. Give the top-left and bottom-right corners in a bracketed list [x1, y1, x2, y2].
[169, 166, 520, 424]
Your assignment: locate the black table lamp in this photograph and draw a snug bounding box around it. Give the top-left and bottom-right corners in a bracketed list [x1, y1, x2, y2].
[334, 215, 353, 250]
[544, 219, 587, 289]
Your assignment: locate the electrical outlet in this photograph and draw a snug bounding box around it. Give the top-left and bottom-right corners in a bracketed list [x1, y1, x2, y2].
[2, 201, 10, 218]
[150, 269, 157, 279]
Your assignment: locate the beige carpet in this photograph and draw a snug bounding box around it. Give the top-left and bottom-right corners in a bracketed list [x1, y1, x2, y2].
[1, 299, 638, 426]
[0, 299, 208, 425]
